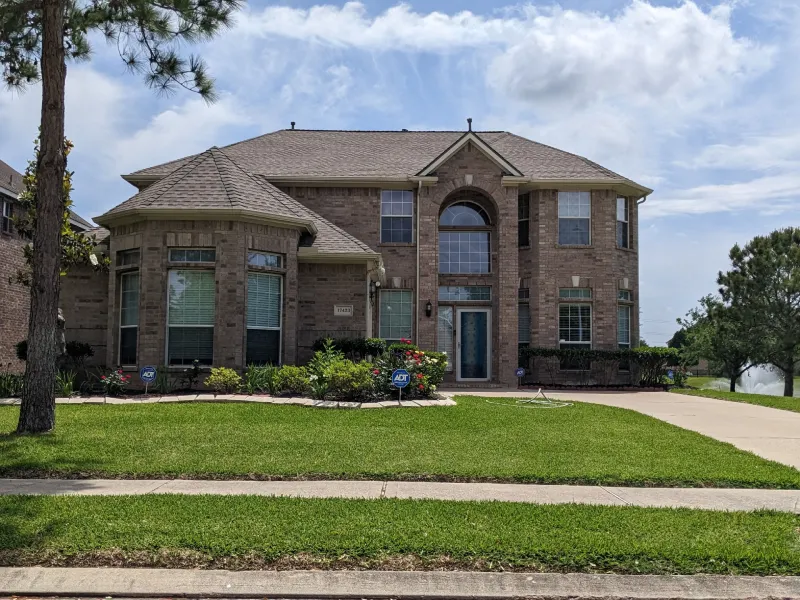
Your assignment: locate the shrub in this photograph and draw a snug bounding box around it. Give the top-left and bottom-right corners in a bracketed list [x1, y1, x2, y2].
[387, 338, 419, 355]
[205, 367, 242, 394]
[519, 347, 681, 387]
[245, 364, 280, 395]
[100, 369, 131, 396]
[55, 370, 76, 397]
[275, 365, 310, 395]
[0, 365, 23, 397]
[311, 337, 387, 359]
[326, 361, 374, 401]
[15, 340, 27, 362]
[154, 367, 174, 394]
[180, 360, 202, 390]
[371, 343, 446, 400]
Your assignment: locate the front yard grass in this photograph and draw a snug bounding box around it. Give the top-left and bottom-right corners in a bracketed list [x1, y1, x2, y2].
[672, 388, 800, 414]
[1, 396, 799, 487]
[1, 495, 798, 575]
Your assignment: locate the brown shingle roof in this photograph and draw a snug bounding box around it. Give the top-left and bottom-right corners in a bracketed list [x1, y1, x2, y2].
[99, 147, 376, 257]
[125, 129, 634, 183]
[0, 159, 23, 196]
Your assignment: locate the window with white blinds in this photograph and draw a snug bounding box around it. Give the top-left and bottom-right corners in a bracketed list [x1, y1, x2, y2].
[437, 306, 454, 372]
[246, 272, 282, 365]
[167, 270, 215, 365]
[119, 271, 139, 365]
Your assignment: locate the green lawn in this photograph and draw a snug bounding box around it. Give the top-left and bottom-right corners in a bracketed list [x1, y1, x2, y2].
[2, 397, 798, 487]
[1, 495, 798, 574]
[672, 388, 800, 414]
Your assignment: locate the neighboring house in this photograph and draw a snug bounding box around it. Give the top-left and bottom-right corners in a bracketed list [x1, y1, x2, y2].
[65, 127, 650, 386]
[0, 158, 94, 373]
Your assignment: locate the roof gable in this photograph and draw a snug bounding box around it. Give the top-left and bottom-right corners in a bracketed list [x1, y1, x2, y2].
[416, 131, 523, 177]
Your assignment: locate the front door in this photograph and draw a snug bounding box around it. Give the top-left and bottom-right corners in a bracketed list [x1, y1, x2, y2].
[456, 308, 491, 381]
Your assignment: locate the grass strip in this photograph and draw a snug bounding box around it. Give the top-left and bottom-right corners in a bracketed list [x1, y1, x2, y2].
[672, 388, 800, 414]
[2, 397, 799, 488]
[0, 495, 798, 575]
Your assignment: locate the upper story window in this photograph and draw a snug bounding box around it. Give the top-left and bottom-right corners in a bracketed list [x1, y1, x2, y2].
[558, 191, 591, 246]
[1, 200, 12, 234]
[618, 289, 632, 302]
[617, 197, 630, 249]
[439, 202, 491, 274]
[169, 248, 215, 263]
[116, 249, 140, 267]
[518, 193, 530, 247]
[248, 251, 282, 269]
[380, 190, 413, 243]
[438, 286, 491, 302]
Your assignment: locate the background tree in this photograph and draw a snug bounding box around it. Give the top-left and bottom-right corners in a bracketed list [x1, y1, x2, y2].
[667, 328, 689, 350]
[1, 0, 240, 433]
[718, 228, 800, 397]
[679, 295, 760, 392]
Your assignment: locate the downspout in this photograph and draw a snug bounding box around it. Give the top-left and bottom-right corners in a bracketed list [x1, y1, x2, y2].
[634, 194, 647, 348]
[366, 268, 372, 338]
[415, 178, 422, 344]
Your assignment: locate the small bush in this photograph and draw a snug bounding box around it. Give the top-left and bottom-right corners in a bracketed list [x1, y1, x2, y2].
[387, 338, 419, 355]
[275, 365, 310, 395]
[154, 367, 174, 394]
[311, 337, 387, 359]
[0, 366, 23, 397]
[15, 340, 27, 362]
[205, 367, 242, 394]
[55, 370, 76, 397]
[100, 369, 131, 396]
[326, 361, 374, 401]
[245, 364, 280, 395]
[180, 360, 202, 390]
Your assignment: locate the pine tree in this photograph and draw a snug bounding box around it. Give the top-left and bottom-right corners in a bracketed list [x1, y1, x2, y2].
[1, 0, 241, 432]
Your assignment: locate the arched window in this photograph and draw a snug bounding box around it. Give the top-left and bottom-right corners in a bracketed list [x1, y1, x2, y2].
[439, 202, 490, 227]
[439, 201, 491, 274]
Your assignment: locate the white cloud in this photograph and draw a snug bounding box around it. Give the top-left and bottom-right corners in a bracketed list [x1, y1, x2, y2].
[677, 133, 800, 171]
[643, 173, 800, 218]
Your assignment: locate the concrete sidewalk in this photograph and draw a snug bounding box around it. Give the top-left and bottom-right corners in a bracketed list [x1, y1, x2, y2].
[1, 478, 798, 512]
[454, 390, 800, 470]
[1, 567, 798, 599]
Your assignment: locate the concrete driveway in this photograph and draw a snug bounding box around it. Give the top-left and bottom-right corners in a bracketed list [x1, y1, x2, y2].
[450, 390, 800, 470]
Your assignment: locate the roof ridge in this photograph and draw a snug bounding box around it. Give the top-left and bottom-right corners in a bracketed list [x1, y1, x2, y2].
[207, 148, 236, 210]
[140, 151, 212, 207]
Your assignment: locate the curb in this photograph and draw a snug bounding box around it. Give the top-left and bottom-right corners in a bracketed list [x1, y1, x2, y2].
[1, 568, 799, 599]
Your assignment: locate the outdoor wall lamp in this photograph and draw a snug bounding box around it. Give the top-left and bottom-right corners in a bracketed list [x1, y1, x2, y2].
[369, 280, 381, 306]
[425, 300, 433, 318]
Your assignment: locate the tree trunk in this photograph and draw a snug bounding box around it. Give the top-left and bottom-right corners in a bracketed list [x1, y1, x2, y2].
[729, 376, 736, 393]
[17, 0, 66, 434]
[784, 367, 794, 397]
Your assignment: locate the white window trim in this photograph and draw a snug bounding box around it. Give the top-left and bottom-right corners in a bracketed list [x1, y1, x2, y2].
[617, 196, 630, 249]
[379, 289, 414, 342]
[618, 304, 631, 348]
[380, 190, 415, 244]
[557, 191, 592, 246]
[558, 303, 593, 347]
[246, 271, 283, 364]
[1, 199, 12, 234]
[119, 271, 139, 366]
[165, 269, 216, 366]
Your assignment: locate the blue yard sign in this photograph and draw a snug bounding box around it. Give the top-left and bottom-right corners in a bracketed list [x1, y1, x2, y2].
[140, 366, 157, 384]
[515, 367, 525, 378]
[391, 369, 410, 388]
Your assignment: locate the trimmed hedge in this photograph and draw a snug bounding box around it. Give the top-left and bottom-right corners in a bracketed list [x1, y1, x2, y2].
[519, 347, 681, 387]
[311, 337, 386, 359]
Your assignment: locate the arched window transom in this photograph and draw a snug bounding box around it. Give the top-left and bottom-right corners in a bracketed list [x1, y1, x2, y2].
[439, 202, 490, 227]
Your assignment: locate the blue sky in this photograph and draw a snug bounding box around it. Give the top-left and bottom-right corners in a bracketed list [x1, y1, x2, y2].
[1, 0, 798, 345]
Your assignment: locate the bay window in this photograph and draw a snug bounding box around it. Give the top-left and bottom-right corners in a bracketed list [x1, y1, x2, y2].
[246, 272, 282, 365]
[558, 191, 591, 246]
[167, 270, 215, 365]
[119, 271, 139, 365]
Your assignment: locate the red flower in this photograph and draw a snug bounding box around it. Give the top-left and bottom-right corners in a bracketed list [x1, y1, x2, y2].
[405, 340, 412, 345]
[405, 351, 412, 356]
[418, 384, 424, 390]
[416, 373, 423, 379]
[101, 376, 106, 380]
[373, 369, 380, 375]
[117, 370, 123, 374]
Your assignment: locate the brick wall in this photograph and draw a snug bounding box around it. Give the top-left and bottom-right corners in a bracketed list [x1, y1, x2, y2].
[0, 201, 28, 372]
[297, 262, 368, 362]
[61, 265, 109, 366]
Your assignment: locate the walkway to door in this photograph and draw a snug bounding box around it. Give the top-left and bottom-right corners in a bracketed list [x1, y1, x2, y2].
[440, 389, 800, 470]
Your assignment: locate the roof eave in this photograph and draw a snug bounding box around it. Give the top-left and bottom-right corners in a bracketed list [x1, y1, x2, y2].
[503, 177, 653, 198]
[94, 207, 318, 234]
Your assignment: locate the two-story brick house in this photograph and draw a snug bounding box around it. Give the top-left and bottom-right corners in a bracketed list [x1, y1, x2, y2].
[65, 127, 650, 386]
